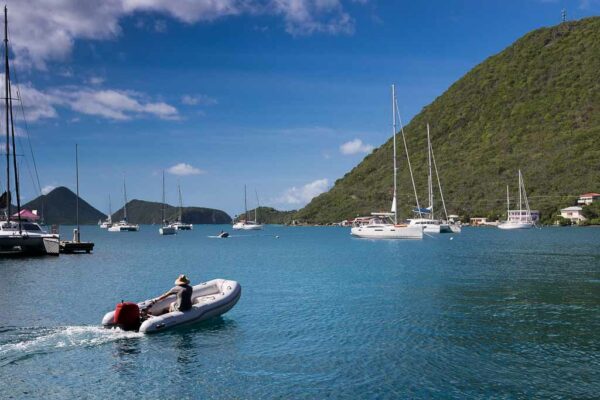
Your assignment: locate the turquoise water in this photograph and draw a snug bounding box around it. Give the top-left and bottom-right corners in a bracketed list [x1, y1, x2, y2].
[0, 225, 599, 399]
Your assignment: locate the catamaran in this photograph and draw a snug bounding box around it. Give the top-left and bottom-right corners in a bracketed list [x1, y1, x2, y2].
[170, 183, 193, 230]
[407, 124, 455, 233]
[159, 171, 176, 235]
[351, 85, 423, 240]
[108, 178, 139, 232]
[0, 7, 59, 256]
[233, 185, 263, 230]
[498, 170, 534, 230]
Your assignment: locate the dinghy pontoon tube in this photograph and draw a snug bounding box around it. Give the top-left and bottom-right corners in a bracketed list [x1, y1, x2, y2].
[102, 279, 241, 333]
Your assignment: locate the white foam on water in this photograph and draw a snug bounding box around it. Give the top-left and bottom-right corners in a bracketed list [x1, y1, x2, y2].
[0, 325, 143, 365]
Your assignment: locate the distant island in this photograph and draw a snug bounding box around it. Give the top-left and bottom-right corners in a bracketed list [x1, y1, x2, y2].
[24, 187, 231, 225]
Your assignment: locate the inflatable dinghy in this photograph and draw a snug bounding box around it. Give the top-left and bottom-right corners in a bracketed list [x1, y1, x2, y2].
[102, 279, 241, 333]
[218, 232, 229, 238]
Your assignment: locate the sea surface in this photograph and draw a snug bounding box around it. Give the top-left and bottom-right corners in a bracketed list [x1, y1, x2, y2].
[0, 225, 598, 399]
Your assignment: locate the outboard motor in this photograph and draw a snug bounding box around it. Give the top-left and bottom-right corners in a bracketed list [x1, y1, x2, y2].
[113, 301, 141, 331]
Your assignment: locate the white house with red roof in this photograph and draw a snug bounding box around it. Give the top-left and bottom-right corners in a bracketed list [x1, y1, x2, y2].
[577, 193, 600, 205]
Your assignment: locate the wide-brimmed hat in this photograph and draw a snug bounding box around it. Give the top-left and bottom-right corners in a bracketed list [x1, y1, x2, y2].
[174, 274, 190, 285]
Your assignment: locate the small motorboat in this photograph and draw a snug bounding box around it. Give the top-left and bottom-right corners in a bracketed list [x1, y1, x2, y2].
[218, 231, 229, 238]
[102, 279, 241, 333]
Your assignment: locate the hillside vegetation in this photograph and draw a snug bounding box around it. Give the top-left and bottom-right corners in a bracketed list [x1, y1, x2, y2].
[296, 17, 600, 224]
[235, 207, 297, 225]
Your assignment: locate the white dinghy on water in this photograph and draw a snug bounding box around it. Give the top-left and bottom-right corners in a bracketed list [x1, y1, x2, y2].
[102, 278, 241, 333]
[350, 84, 423, 240]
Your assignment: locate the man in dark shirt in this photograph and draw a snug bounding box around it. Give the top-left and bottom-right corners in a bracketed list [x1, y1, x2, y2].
[153, 274, 193, 312]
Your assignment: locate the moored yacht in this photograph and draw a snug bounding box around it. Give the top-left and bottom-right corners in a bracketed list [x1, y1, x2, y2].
[108, 178, 139, 232]
[233, 185, 263, 230]
[99, 195, 112, 228]
[158, 171, 176, 236]
[171, 184, 192, 230]
[0, 7, 59, 256]
[350, 85, 422, 240]
[498, 170, 534, 230]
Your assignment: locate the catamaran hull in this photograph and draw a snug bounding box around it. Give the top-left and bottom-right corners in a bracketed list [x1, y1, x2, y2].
[422, 224, 452, 233]
[351, 225, 423, 239]
[108, 225, 139, 232]
[498, 222, 533, 230]
[0, 234, 59, 255]
[102, 279, 241, 334]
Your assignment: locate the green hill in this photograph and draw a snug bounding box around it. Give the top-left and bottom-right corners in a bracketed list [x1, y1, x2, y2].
[24, 186, 106, 225]
[235, 207, 297, 225]
[296, 17, 600, 224]
[111, 199, 231, 224]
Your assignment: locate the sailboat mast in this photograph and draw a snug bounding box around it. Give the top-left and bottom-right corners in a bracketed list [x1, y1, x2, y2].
[75, 144, 80, 234]
[244, 185, 248, 221]
[392, 84, 398, 225]
[108, 194, 112, 222]
[506, 185, 510, 219]
[161, 171, 165, 224]
[4, 7, 10, 222]
[518, 170, 523, 221]
[427, 123, 433, 216]
[178, 183, 183, 222]
[255, 190, 259, 223]
[123, 177, 128, 221]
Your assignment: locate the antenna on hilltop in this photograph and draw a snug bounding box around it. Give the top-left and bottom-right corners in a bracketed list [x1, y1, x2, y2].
[561, 9, 567, 23]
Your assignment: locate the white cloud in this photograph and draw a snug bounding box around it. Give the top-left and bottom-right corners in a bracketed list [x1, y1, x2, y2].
[0, 75, 179, 121]
[340, 138, 373, 155]
[278, 178, 329, 205]
[41, 185, 56, 195]
[5, 1, 363, 68]
[181, 94, 218, 106]
[167, 163, 205, 176]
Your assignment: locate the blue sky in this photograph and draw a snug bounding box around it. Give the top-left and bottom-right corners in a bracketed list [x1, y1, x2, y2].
[5, 0, 599, 217]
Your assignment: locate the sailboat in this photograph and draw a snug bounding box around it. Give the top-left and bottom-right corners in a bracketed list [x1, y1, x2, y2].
[351, 85, 423, 240]
[99, 195, 112, 228]
[60, 144, 94, 253]
[0, 6, 59, 256]
[232, 185, 263, 230]
[408, 124, 454, 233]
[498, 170, 534, 230]
[108, 177, 139, 232]
[170, 183, 193, 230]
[159, 171, 176, 235]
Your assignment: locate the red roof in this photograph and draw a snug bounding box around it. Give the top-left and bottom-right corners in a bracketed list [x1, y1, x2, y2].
[580, 193, 600, 197]
[12, 209, 40, 221]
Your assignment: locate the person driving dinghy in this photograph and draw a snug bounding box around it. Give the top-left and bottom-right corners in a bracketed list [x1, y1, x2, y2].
[151, 274, 193, 313]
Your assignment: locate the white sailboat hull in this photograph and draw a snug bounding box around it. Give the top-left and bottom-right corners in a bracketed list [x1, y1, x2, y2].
[232, 222, 263, 230]
[498, 222, 533, 230]
[108, 222, 139, 232]
[408, 219, 453, 233]
[351, 224, 423, 239]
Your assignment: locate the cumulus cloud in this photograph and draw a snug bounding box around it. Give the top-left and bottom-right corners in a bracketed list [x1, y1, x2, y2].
[41, 185, 56, 195]
[181, 94, 218, 106]
[1, 75, 179, 121]
[278, 178, 329, 205]
[167, 163, 205, 176]
[340, 138, 374, 155]
[5, 0, 363, 68]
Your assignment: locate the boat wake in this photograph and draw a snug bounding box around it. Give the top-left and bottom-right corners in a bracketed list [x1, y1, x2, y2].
[0, 325, 142, 367]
